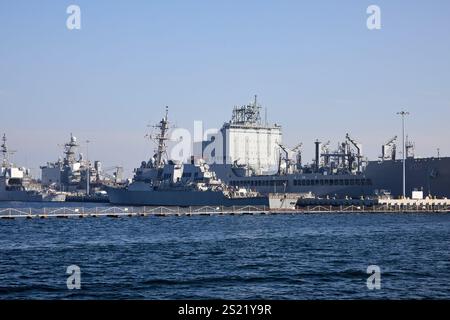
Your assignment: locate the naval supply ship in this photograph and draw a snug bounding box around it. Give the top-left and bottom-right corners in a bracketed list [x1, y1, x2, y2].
[107, 109, 270, 207]
[0, 134, 65, 202]
[210, 154, 450, 199]
[203, 97, 450, 199]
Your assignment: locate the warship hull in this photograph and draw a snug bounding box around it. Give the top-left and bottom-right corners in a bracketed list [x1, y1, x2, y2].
[210, 157, 450, 198]
[0, 191, 66, 202]
[366, 157, 450, 198]
[107, 187, 269, 207]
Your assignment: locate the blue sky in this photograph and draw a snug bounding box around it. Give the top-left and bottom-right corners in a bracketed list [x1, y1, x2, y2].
[1, 0, 449, 176]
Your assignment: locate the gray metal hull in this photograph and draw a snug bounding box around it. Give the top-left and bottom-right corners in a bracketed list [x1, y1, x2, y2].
[210, 157, 450, 198]
[107, 187, 269, 207]
[0, 191, 44, 202]
[365, 157, 450, 198]
[0, 191, 66, 202]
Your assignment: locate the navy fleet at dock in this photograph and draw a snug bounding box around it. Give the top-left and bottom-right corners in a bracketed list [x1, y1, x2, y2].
[107, 108, 274, 207]
[1, 96, 450, 209]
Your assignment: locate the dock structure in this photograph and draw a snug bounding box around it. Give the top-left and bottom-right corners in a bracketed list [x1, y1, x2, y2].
[377, 197, 450, 208]
[0, 202, 449, 220]
[0, 206, 271, 219]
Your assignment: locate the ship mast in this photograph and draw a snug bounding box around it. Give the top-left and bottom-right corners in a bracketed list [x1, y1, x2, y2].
[151, 106, 170, 168]
[1, 134, 8, 167]
[64, 133, 79, 164]
[1, 134, 15, 168]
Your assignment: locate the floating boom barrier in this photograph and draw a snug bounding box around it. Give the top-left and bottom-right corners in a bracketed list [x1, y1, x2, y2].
[0, 203, 449, 220]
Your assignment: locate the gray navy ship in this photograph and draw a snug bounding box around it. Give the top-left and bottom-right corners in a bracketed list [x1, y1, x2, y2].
[0, 134, 65, 202]
[202, 97, 450, 199]
[107, 109, 270, 207]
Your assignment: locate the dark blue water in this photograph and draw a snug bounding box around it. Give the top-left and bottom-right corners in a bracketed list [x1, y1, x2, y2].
[0, 202, 449, 299]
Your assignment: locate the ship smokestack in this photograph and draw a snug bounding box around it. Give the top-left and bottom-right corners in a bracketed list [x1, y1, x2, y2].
[315, 140, 321, 173]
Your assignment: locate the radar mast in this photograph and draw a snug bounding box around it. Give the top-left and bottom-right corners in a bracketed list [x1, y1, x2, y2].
[148, 107, 170, 168]
[63, 133, 79, 164]
[1, 134, 9, 167]
[1, 134, 15, 168]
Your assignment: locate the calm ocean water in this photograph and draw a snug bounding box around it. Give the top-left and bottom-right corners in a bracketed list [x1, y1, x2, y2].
[0, 202, 449, 300]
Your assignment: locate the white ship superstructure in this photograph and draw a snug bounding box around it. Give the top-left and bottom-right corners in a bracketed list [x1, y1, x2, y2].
[41, 134, 123, 193]
[0, 134, 65, 202]
[202, 95, 282, 175]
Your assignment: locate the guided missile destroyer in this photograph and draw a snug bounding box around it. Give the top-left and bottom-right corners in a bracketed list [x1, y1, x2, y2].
[107, 109, 270, 207]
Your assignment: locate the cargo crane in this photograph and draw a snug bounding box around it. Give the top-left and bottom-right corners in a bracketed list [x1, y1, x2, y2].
[277, 142, 304, 175]
[291, 143, 303, 171]
[405, 135, 415, 158]
[318, 135, 363, 174]
[345, 133, 363, 173]
[277, 143, 289, 175]
[380, 136, 397, 161]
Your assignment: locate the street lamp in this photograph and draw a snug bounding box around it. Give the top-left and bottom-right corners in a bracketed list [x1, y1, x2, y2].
[86, 139, 91, 196]
[397, 110, 409, 199]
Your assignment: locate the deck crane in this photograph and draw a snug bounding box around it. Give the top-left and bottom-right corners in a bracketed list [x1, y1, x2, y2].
[380, 136, 397, 160]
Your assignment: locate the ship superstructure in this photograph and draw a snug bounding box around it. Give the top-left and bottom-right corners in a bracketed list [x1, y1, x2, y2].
[202, 95, 282, 175]
[41, 134, 123, 193]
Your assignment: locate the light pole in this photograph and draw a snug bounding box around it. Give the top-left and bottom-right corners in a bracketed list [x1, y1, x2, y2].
[86, 139, 90, 196]
[397, 111, 409, 199]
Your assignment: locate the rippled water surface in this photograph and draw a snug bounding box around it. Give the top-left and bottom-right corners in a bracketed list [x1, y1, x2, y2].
[0, 202, 449, 299]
